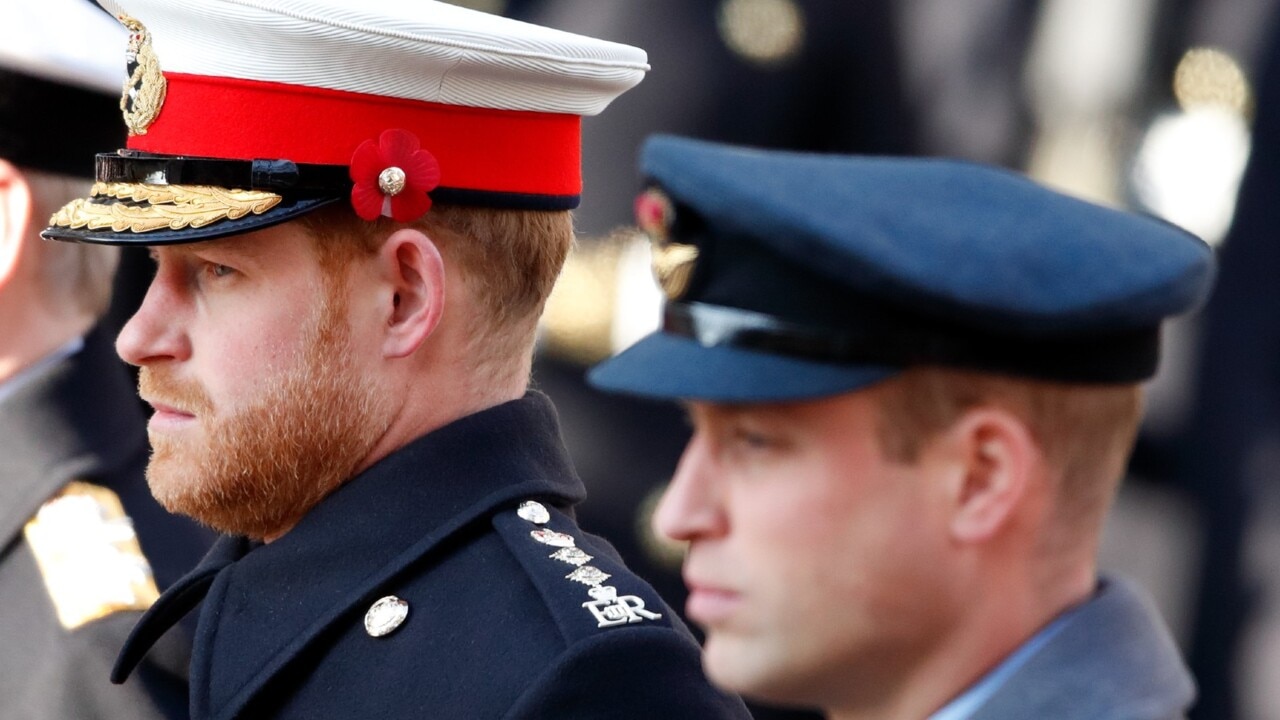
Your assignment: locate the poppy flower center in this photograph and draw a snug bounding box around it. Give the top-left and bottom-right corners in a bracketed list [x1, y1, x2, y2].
[378, 166, 407, 196]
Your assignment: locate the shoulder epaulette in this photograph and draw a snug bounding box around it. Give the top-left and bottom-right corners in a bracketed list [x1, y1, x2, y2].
[23, 480, 160, 630]
[492, 499, 672, 645]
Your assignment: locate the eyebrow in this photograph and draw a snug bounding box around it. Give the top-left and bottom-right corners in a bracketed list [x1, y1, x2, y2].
[682, 401, 746, 426]
[148, 235, 272, 263]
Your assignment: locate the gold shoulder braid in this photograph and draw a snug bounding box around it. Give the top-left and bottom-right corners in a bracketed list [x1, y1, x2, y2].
[49, 182, 284, 234]
[119, 15, 167, 136]
[23, 481, 161, 630]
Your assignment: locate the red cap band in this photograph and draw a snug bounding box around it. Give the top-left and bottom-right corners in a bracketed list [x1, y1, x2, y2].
[127, 73, 582, 197]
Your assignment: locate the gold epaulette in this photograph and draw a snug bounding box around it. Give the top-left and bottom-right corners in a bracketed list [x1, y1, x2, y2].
[23, 481, 161, 630]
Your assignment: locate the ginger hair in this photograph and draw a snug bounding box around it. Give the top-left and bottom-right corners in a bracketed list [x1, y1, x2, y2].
[298, 202, 573, 384]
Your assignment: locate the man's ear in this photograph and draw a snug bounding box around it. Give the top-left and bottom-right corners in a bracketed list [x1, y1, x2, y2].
[376, 227, 445, 359]
[0, 159, 34, 289]
[940, 407, 1040, 544]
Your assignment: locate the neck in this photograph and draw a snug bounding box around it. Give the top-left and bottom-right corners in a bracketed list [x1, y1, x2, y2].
[0, 288, 90, 384]
[827, 560, 1094, 720]
[354, 353, 529, 478]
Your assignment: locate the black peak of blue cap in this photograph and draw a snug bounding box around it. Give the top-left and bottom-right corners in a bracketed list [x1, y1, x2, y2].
[588, 136, 1217, 402]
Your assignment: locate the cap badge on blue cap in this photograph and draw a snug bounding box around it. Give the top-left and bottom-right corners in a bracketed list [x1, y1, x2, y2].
[119, 15, 166, 137]
[637, 188, 698, 300]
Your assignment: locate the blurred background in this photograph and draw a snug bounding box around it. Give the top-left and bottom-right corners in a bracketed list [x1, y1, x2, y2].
[93, 0, 1280, 718]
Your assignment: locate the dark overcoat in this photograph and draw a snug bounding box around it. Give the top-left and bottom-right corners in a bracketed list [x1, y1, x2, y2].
[114, 393, 750, 719]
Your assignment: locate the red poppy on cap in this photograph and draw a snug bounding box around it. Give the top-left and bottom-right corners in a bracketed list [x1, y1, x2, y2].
[349, 129, 441, 222]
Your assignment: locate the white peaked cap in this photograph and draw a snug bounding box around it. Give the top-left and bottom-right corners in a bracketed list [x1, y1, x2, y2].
[96, 0, 648, 115]
[43, 0, 649, 244]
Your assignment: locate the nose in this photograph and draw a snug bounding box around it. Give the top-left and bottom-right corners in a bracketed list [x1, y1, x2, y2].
[654, 432, 728, 543]
[116, 261, 191, 367]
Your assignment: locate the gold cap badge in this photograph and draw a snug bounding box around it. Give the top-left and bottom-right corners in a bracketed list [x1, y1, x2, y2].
[636, 188, 699, 301]
[119, 15, 166, 136]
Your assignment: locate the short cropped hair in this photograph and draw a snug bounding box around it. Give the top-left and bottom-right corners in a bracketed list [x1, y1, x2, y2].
[874, 367, 1143, 538]
[299, 202, 573, 379]
[24, 168, 119, 320]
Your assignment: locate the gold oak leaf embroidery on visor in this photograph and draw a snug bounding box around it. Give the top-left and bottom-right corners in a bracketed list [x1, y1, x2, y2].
[49, 182, 284, 233]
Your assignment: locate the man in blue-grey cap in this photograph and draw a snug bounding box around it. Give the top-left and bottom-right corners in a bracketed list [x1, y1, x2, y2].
[589, 135, 1215, 720]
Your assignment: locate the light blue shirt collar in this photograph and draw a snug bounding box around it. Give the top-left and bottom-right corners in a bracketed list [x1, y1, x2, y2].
[927, 605, 1079, 720]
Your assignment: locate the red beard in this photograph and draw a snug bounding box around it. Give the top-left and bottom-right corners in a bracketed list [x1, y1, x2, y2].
[138, 290, 389, 540]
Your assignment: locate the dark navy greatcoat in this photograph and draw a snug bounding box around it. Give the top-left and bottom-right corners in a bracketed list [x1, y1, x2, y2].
[0, 325, 213, 719]
[113, 393, 749, 719]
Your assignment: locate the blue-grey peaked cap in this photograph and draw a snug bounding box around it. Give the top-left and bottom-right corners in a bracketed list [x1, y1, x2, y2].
[587, 135, 1216, 403]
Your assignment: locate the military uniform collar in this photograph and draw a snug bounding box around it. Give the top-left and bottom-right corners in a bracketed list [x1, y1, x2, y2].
[114, 392, 586, 720]
[0, 326, 146, 553]
[967, 577, 1195, 720]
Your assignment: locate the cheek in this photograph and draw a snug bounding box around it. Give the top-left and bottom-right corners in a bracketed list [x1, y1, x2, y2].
[747, 457, 926, 598]
[724, 462, 858, 591]
[190, 317, 310, 402]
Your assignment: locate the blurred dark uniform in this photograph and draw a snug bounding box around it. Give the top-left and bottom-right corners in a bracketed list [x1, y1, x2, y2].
[0, 327, 209, 718]
[1122, 3, 1280, 717]
[0, 3, 213, 715]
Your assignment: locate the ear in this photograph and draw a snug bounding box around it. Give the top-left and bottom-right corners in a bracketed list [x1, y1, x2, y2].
[0, 159, 34, 289]
[375, 227, 445, 358]
[939, 407, 1040, 544]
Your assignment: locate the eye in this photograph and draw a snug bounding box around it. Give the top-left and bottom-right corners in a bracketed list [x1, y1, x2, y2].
[205, 262, 236, 278]
[731, 427, 778, 451]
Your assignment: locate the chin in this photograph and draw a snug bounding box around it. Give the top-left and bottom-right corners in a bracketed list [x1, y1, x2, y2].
[703, 633, 826, 710]
[703, 634, 772, 695]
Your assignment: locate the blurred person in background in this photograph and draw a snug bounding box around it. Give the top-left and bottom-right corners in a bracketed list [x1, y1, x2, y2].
[0, 0, 212, 717]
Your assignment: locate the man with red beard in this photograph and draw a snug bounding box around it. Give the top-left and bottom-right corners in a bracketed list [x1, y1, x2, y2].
[42, 1, 749, 718]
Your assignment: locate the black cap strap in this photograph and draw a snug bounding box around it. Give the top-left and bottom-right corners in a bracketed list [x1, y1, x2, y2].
[663, 301, 1161, 383]
[95, 151, 582, 210]
[97, 151, 351, 195]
